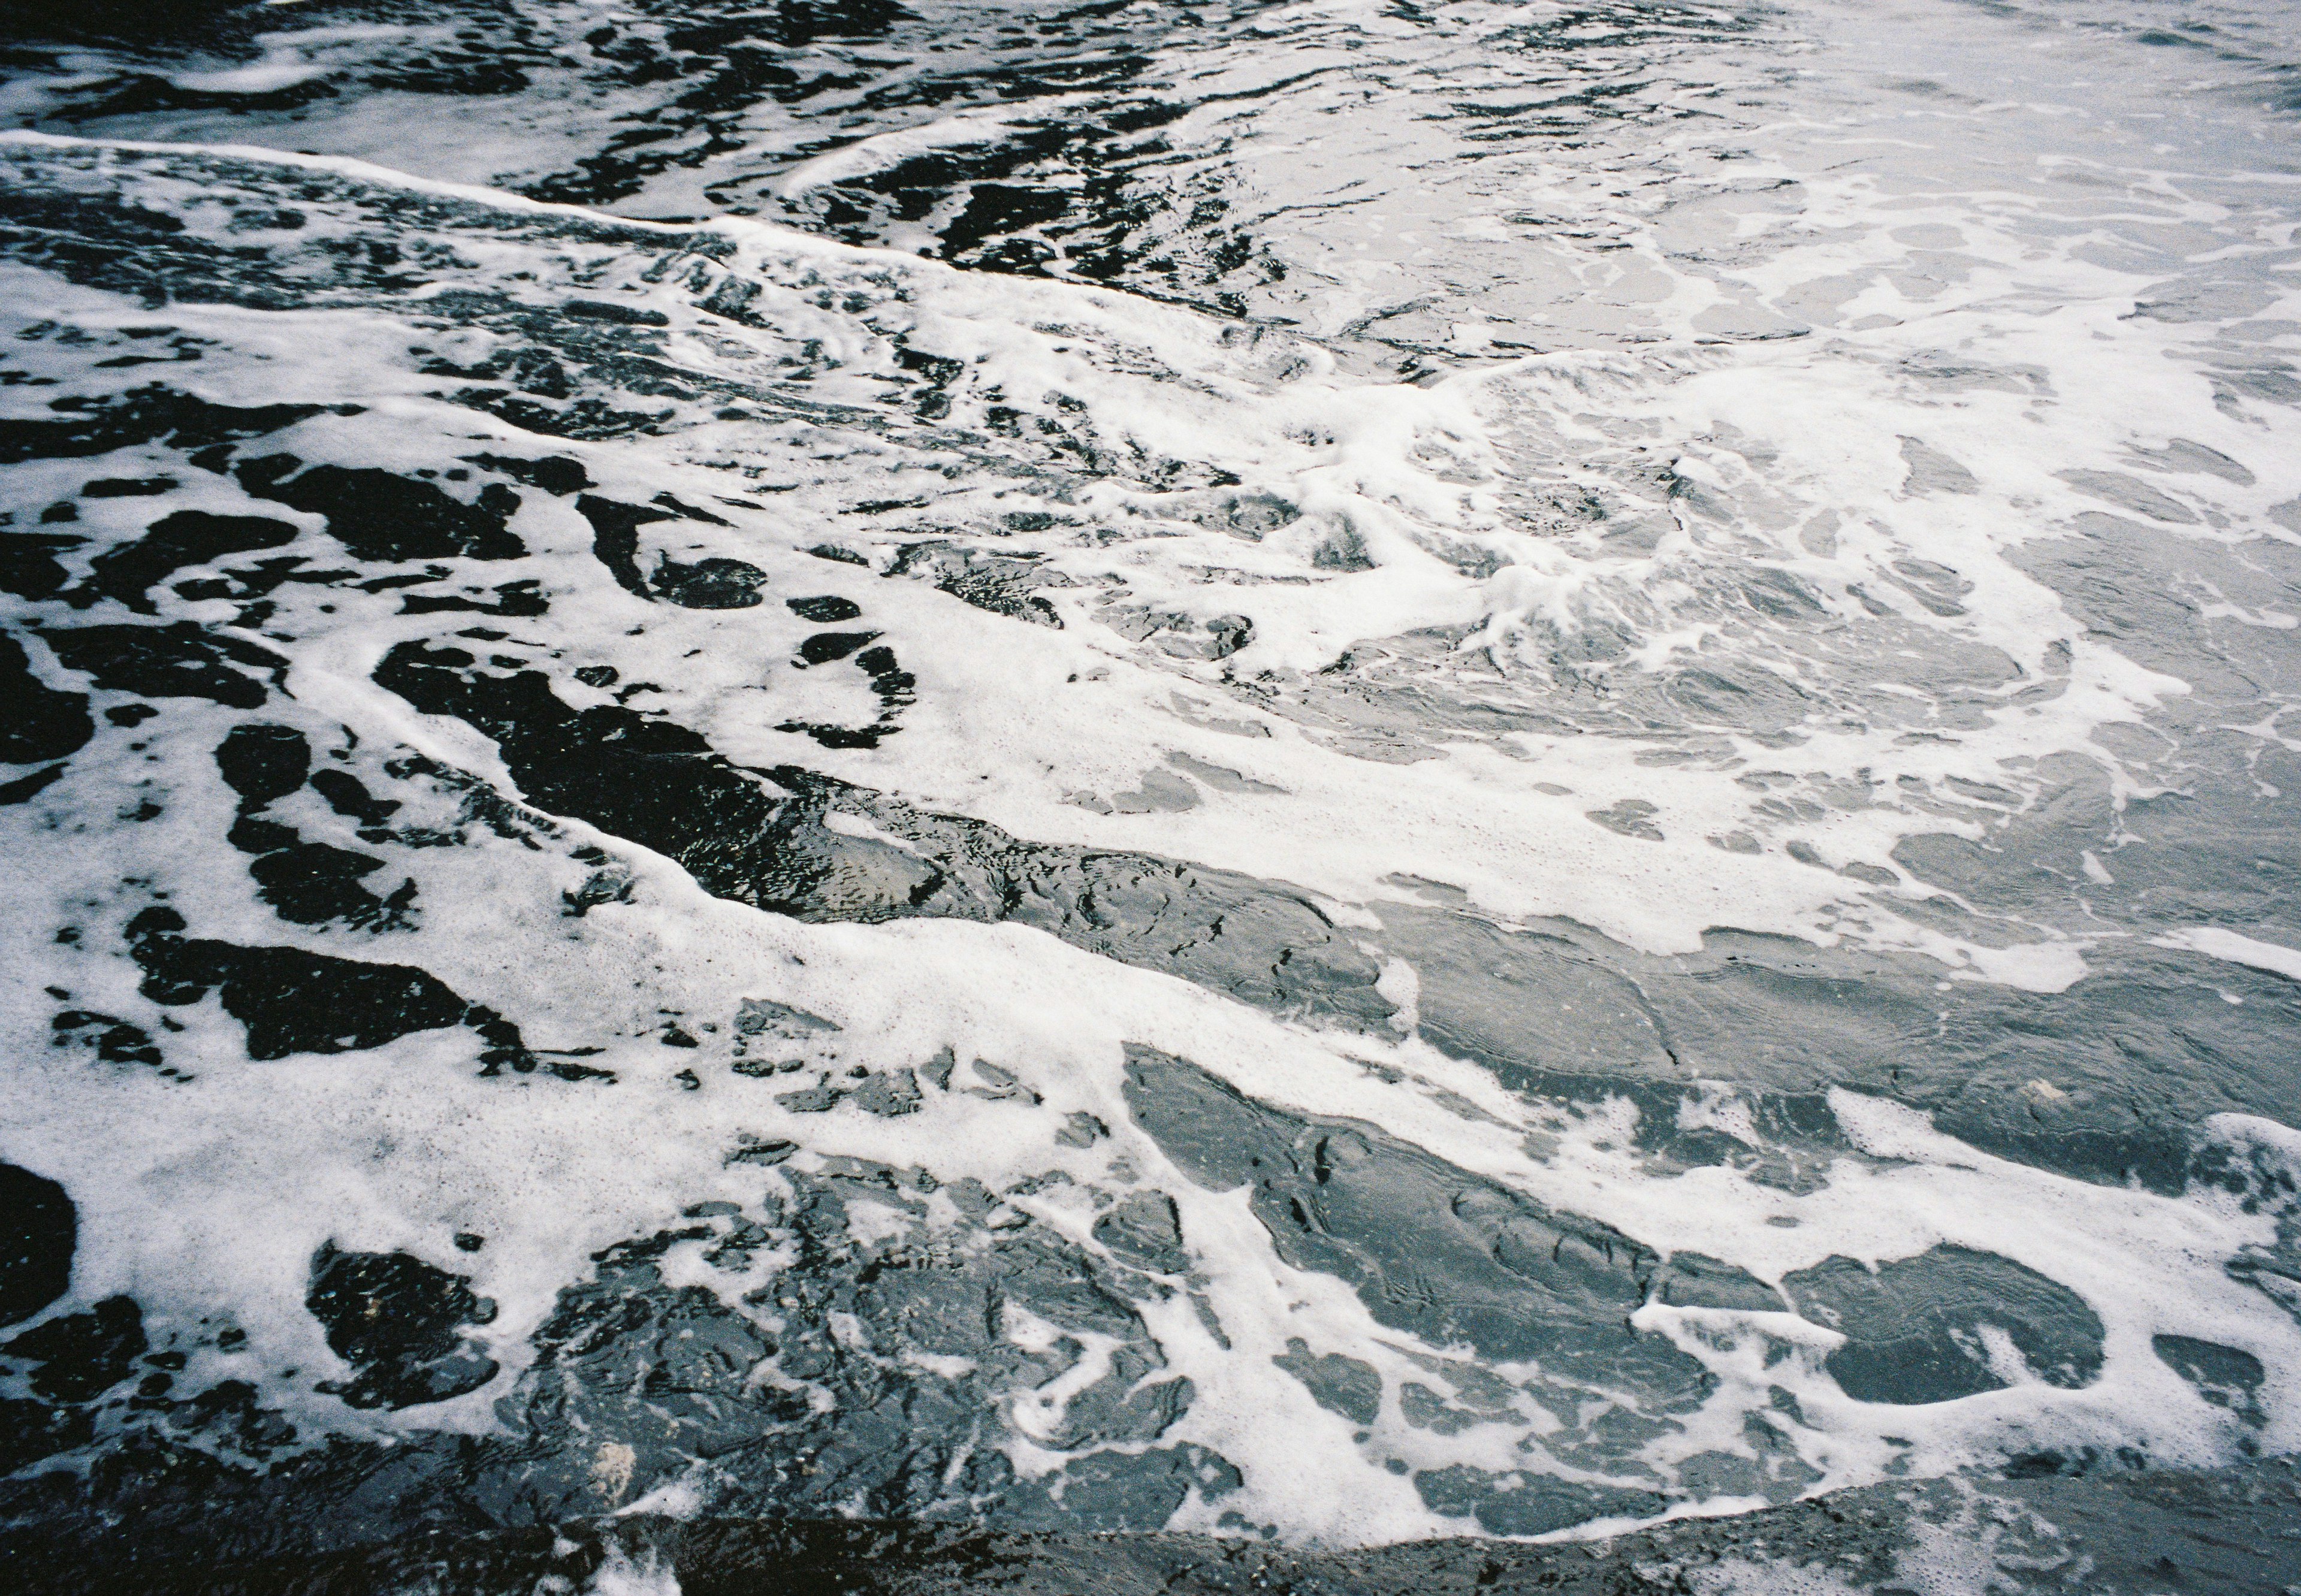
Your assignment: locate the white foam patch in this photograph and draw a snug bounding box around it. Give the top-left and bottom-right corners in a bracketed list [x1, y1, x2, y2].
[776, 107, 1060, 197]
[2155, 927, 2301, 984]
[1691, 1560, 1862, 1596]
[585, 1545, 682, 1596]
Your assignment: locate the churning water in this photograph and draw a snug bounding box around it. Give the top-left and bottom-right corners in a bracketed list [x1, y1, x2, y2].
[0, 0, 2298, 1584]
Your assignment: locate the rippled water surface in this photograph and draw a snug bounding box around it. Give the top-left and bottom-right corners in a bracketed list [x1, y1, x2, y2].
[0, 0, 2299, 1577]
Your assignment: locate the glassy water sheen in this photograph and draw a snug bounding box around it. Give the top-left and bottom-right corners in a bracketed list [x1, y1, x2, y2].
[0, 0, 2297, 1568]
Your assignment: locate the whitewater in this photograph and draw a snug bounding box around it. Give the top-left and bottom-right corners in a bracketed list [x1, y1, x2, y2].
[0, 0, 2297, 1588]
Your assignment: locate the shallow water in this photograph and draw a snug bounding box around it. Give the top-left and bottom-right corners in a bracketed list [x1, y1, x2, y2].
[0, 0, 2297, 1566]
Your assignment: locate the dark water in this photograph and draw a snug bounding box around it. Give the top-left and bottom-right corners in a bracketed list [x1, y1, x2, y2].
[0, 0, 2299, 1586]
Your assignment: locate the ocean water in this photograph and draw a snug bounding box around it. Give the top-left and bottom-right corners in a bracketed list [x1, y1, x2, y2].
[0, 0, 2297, 1579]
